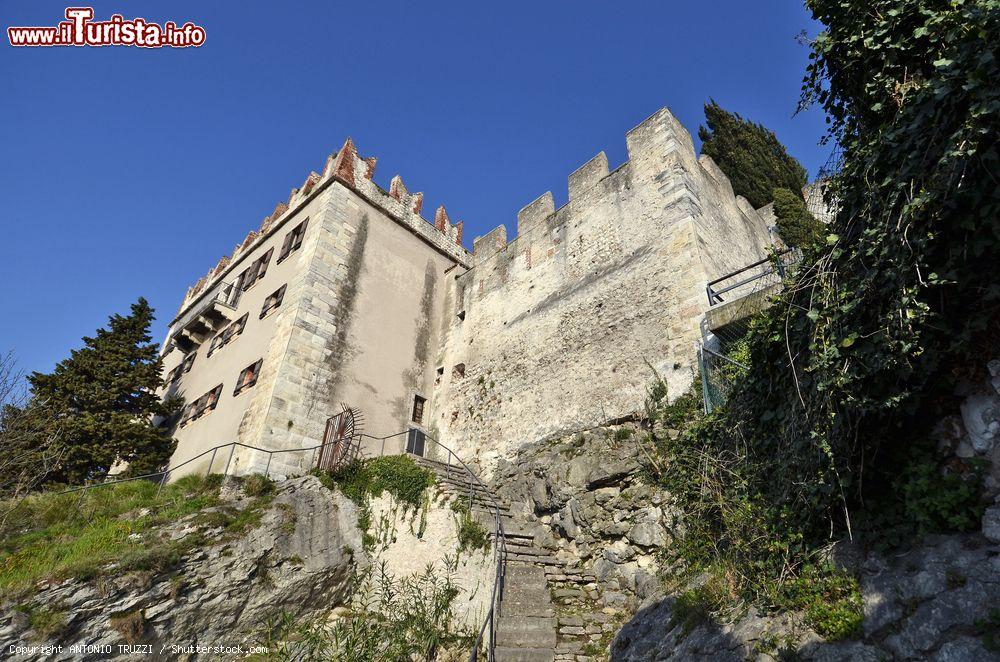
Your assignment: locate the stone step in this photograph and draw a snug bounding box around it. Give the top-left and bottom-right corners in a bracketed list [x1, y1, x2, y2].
[505, 562, 549, 577]
[496, 616, 557, 648]
[494, 647, 555, 662]
[507, 552, 563, 566]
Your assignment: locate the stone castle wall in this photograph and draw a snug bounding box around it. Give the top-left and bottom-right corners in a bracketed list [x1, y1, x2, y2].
[429, 108, 775, 473]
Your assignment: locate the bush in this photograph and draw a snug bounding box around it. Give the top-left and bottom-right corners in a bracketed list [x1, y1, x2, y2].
[320, 456, 434, 509]
[451, 502, 490, 555]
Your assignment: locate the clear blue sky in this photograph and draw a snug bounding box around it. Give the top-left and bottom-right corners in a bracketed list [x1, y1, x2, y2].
[0, 1, 830, 378]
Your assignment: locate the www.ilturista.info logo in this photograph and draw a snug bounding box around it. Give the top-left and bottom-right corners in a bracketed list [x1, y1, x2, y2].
[8, 7, 206, 48]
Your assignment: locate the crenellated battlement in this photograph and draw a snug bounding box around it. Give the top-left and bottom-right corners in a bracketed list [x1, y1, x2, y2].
[176, 137, 470, 318]
[432, 105, 778, 465]
[471, 106, 720, 263]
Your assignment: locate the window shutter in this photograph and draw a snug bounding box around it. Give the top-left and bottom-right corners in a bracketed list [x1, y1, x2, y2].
[257, 248, 273, 279]
[292, 219, 309, 249]
[277, 231, 294, 262]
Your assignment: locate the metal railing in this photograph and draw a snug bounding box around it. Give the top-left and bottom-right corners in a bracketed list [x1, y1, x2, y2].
[705, 248, 796, 306]
[54, 429, 507, 662]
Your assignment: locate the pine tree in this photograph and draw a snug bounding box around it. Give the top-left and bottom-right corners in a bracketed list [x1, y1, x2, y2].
[772, 188, 825, 248]
[25, 298, 177, 485]
[698, 101, 809, 209]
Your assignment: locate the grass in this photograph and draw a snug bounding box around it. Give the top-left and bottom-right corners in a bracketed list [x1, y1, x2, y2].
[0, 473, 274, 600]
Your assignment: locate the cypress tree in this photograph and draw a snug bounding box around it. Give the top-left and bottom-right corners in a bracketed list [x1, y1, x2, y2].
[772, 187, 825, 247]
[25, 298, 177, 484]
[698, 101, 809, 209]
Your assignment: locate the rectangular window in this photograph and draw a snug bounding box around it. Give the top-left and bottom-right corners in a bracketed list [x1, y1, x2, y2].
[406, 428, 426, 456]
[207, 313, 249, 357]
[239, 248, 274, 292]
[234, 359, 263, 396]
[166, 364, 183, 384]
[180, 384, 223, 426]
[411, 395, 426, 424]
[166, 351, 197, 385]
[260, 284, 287, 319]
[277, 218, 309, 264]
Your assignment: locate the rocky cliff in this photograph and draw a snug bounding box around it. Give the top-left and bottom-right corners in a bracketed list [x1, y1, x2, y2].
[1, 476, 364, 659]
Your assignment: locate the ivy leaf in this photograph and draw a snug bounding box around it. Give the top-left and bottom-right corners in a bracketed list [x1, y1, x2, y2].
[826, 234, 840, 244]
[933, 58, 954, 68]
[807, 309, 821, 322]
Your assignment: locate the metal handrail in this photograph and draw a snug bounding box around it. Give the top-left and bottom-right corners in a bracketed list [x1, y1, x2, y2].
[706, 248, 795, 306]
[53, 429, 506, 662]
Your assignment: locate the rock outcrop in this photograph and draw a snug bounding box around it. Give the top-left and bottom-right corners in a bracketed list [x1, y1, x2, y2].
[612, 532, 1000, 661]
[1, 476, 364, 658]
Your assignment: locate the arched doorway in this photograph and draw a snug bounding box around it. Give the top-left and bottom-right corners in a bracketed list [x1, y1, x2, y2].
[316, 404, 363, 471]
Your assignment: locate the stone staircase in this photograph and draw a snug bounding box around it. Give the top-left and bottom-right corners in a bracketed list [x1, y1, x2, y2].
[412, 455, 612, 662]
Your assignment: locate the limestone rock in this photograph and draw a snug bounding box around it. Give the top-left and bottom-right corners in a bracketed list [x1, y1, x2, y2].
[0, 477, 364, 659]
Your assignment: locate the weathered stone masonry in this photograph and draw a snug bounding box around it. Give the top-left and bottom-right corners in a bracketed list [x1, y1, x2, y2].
[161, 106, 777, 478]
[429, 108, 774, 473]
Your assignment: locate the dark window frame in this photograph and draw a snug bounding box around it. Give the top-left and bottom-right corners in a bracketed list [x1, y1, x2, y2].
[276, 218, 309, 264]
[260, 284, 287, 319]
[411, 395, 426, 424]
[234, 359, 263, 396]
[238, 248, 274, 293]
[207, 313, 249, 358]
[180, 383, 223, 426]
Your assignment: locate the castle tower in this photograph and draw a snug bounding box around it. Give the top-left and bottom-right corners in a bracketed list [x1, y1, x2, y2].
[157, 138, 467, 478]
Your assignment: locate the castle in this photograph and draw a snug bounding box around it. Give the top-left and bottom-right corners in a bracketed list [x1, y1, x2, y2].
[157, 106, 777, 478]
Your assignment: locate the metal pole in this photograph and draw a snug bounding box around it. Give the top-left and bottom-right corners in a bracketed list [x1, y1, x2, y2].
[265, 452, 273, 478]
[223, 444, 236, 476]
[206, 448, 218, 477]
[155, 470, 168, 498]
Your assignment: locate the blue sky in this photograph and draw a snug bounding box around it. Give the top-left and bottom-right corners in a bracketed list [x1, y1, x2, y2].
[0, 1, 831, 378]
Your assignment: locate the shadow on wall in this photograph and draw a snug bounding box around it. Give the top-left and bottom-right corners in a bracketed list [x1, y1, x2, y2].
[611, 595, 749, 661]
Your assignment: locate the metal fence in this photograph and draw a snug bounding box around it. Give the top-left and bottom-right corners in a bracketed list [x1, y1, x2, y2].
[699, 249, 799, 413]
[52, 430, 507, 662]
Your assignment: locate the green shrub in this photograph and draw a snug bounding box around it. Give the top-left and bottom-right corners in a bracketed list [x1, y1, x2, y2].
[241, 473, 275, 498]
[320, 456, 434, 509]
[452, 503, 490, 555]
[772, 566, 863, 640]
[24, 604, 66, 640]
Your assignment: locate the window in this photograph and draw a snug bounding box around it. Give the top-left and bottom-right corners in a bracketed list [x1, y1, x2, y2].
[260, 284, 287, 319]
[435, 366, 444, 387]
[234, 359, 263, 396]
[277, 218, 309, 264]
[238, 248, 273, 292]
[207, 313, 249, 357]
[180, 384, 223, 426]
[166, 352, 197, 384]
[411, 395, 426, 424]
[452, 363, 466, 379]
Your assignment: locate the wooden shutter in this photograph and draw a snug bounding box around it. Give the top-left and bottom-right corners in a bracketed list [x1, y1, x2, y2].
[292, 219, 309, 250]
